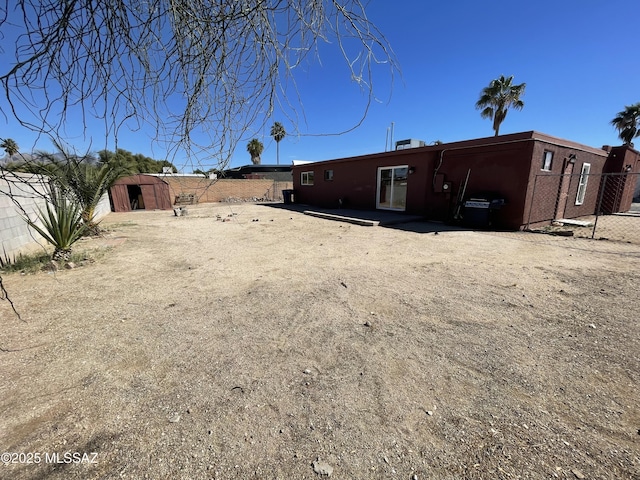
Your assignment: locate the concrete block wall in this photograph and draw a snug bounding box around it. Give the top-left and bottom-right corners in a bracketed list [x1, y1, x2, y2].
[0, 172, 49, 260]
[0, 172, 110, 261]
[163, 178, 293, 204]
[93, 192, 111, 220]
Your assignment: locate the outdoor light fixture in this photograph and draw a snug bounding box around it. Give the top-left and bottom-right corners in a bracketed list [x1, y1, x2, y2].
[568, 153, 577, 164]
[625, 164, 633, 172]
[408, 167, 416, 174]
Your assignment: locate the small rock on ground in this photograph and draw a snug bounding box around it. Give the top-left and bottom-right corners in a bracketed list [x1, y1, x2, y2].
[312, 458, 333, 476]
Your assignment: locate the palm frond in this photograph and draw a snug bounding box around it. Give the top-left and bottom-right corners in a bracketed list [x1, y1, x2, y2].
[611, 102, 640, 145]
[479, 107, 494, 119]
[476, 75, 526, 135]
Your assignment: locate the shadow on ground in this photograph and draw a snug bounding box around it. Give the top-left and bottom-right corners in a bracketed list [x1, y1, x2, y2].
[259, 203, 472, 233]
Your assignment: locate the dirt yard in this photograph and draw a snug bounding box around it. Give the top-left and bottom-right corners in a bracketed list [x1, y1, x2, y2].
[1, 203, 639, 479]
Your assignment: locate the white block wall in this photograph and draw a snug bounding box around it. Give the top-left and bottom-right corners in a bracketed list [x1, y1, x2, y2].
[0, 172, 110, 261]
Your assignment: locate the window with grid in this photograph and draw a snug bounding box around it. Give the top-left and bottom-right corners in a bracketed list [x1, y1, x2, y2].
[575, 163, 591, 205]
[301, 171, 314, 185]
[542, 151, 553, 171]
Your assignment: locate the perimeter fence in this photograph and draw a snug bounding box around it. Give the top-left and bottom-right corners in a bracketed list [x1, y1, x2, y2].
[526, 172, 640, 244]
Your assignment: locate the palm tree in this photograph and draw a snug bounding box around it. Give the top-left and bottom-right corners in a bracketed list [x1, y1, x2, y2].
[270, 122, 286, 165]
[1, 138, 19, 158]
[611, 103, 640, 146]
[247, 138, 264, 165]
[475, 75, 526, 136]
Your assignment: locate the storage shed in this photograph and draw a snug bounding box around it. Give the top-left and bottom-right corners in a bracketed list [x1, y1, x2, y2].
[110, 174, 172, 212]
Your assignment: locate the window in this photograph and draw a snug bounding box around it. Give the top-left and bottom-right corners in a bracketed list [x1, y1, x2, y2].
[575, 163, 591, 205]
[542, 151, 553, 171]
[301, 171, 314, 185]
[324, 170, 333, 181]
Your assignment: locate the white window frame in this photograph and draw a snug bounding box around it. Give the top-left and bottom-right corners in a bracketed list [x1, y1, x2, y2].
[376, 165, 409, 211]
[575, 163, 591, 205]
[542, 151, 553, 171]
[301, 171, 314, 186]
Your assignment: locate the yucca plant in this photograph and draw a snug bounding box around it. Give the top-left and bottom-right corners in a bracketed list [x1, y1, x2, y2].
[25, 188, 89, 261]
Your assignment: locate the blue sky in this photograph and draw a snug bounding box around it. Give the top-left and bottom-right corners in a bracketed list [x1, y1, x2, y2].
[1, 0, 639, 172]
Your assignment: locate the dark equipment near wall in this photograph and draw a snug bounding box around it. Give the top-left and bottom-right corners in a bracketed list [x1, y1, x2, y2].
[461, 194, 506, 228]
[282, 189, 295, 204]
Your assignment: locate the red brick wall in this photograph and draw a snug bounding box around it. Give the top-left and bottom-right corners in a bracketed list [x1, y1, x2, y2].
[292, 132, 614, 230]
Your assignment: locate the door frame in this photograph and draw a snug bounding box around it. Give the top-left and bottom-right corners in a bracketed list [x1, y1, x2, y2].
[376, 165, 408, 211]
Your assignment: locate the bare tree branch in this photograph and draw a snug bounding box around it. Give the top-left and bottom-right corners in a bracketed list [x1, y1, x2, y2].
[0, 272, 22, 321]
[0, 0, 398, 171]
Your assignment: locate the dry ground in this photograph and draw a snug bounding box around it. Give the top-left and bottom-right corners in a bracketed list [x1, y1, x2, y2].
[1, 202, 639, 480]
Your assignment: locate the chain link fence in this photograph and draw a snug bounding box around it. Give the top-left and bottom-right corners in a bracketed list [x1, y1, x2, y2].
[526, 172, 640, 244]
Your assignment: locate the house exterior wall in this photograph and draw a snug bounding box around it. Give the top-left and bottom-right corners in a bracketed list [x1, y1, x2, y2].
[523, 136, 608, 225]
[427, 137, 535, 227]
[293, 149, 432, 211]
[600, 145, 640, 210]
[293, 131, 614, 230]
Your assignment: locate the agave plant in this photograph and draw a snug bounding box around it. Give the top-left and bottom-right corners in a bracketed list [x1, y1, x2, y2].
[25, 188, 89, 261]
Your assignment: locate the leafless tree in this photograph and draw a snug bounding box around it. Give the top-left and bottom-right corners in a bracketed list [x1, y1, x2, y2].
[0, 0, 398, 171]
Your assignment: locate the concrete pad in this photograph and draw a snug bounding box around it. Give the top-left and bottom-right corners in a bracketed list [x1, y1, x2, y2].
[302, 208, 425, 227]
[556, 218, 594, 227]
[303, 210, 380, 226]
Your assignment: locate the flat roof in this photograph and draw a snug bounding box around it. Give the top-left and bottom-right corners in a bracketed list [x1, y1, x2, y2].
[292, 131, 610, 168]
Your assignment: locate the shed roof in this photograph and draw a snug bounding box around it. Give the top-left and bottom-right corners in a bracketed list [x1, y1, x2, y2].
[112, 174, 170, 186]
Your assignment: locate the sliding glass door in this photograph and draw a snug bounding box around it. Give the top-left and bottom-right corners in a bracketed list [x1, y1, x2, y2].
[377, 166, 408, 211]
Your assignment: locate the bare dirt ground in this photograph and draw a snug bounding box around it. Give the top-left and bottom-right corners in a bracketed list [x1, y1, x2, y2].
[532, 213, 640, 245]
[1, 202, 639, 479]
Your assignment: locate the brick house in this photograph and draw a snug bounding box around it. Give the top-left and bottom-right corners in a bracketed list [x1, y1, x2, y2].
[291, 131, 640, 230]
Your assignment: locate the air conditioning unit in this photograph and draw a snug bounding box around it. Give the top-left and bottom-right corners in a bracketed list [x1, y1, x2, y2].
[162, 166, 172, 174]
[395, 139, 426, 150]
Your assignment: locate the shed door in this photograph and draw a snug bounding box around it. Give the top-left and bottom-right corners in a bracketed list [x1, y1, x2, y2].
[154, 183, 172, 209]
[139, 183, 171, 210]
[140, 184, 158, 210]
[110, 185, 131, 212]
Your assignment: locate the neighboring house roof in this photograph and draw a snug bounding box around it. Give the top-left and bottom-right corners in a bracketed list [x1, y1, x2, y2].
[223, 164, 292, 180]
[224, 164, 292, 173]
